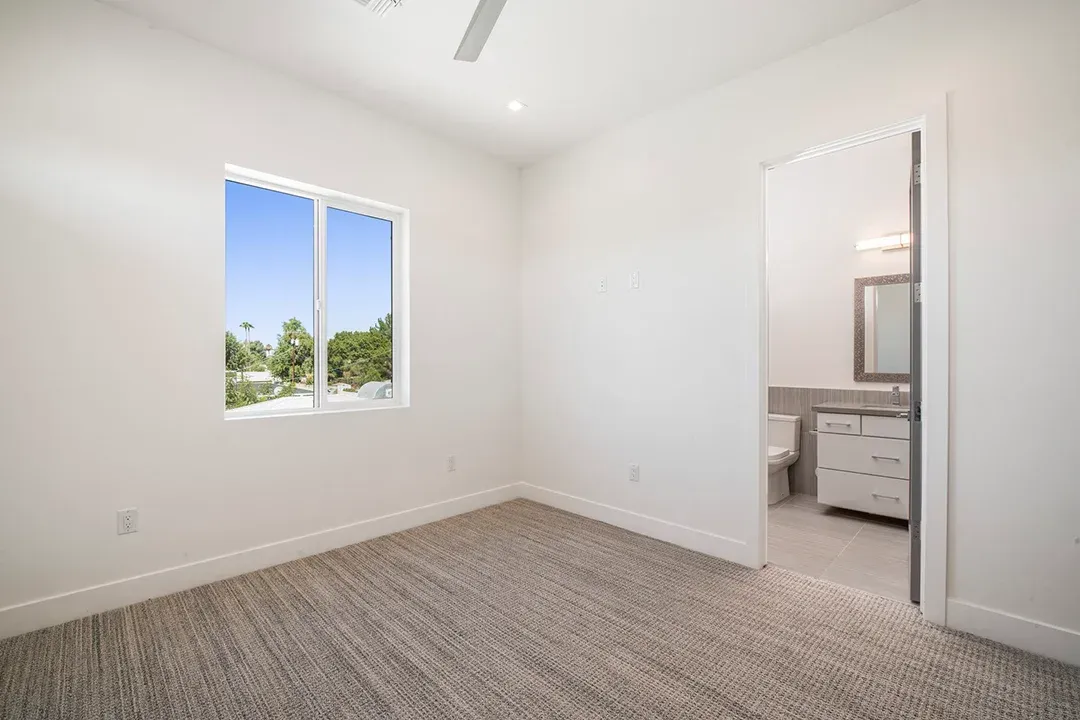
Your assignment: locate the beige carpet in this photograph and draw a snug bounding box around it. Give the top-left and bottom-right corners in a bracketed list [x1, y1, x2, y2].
[1, 500, 1077, 719]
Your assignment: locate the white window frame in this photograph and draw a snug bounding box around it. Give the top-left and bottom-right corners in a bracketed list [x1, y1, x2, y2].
[224, 164, 409, 420]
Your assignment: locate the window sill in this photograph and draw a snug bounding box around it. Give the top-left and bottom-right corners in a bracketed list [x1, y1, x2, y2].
[224, 400, 406, 421]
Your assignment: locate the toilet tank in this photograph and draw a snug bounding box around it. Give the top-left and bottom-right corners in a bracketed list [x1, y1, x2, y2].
[767, 414, 801, 451]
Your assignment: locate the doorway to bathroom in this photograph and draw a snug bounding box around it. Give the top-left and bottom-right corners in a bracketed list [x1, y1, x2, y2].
[762, 124, 928, 606]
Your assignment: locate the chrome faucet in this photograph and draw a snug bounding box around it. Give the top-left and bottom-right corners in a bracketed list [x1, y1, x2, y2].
[891, 385, 901, 406]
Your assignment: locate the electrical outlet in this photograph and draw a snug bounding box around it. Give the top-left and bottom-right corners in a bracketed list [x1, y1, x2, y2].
[630, 271, 640, 289]
[117, 508, 138, 535]
[598, 276, 608, 293]
[629, 464, 640, 483]
[447, 455, 457, 473]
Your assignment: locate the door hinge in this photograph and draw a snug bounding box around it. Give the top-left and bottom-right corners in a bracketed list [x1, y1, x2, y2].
[914, 163, 922, 185]
[914, 400, 923, 422]
[913, 282, 922, 303]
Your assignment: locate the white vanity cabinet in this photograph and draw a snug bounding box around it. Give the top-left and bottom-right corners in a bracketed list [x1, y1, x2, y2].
[815, 412, 910, 520]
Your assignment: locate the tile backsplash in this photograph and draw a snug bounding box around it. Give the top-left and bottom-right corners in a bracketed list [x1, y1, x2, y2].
[768, 386, 911, 495]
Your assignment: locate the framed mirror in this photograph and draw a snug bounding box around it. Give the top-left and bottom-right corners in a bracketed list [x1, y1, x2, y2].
[854, 273, 910, 383]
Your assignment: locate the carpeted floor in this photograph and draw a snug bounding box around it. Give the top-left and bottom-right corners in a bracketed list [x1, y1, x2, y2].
[1, 500, 1078, 719]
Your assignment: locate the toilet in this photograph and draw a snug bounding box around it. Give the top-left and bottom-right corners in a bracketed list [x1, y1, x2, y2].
[767, 413, 802, 505]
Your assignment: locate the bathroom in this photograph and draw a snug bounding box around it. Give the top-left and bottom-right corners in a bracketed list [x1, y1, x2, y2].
[765, 131, 916, 603]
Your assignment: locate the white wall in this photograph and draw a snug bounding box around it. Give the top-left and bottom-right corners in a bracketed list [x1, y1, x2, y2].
[522, 0, 1080, 662]
[3, 0, 1078, 667]
[0, 0, 521, 635]
[768, 134, 911, 390]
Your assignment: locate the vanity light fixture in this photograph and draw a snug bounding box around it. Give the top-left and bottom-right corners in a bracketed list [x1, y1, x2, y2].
[855, 233, 911, 252]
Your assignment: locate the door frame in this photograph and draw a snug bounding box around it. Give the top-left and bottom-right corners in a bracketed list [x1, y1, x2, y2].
[756, 98, 950, 624]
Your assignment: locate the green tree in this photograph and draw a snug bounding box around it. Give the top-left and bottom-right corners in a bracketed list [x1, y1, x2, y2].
[327, 313, 393, 387]
[357, 313, 392, 382]
[327, 330, 365, 382]
[268, 318, 314, 383]
[225, 376, 259, 409]
[372, 313, 392, 342]
[244, 340, 266, 371]
[224, 331, 246, 372]
[240, 321, 254, 344]
[228, 330, 260, 380]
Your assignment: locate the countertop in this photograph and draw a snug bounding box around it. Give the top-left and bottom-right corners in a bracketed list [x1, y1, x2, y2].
[812, 401, 910, 418]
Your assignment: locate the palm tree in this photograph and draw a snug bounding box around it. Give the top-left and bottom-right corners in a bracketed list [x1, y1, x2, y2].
[239, 322, 254, 382]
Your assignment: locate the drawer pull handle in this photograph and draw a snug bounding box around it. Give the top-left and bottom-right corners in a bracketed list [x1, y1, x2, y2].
[871, 455, 901, 462]
[826, 422, 852, 427]
[871, 492, 901, 502]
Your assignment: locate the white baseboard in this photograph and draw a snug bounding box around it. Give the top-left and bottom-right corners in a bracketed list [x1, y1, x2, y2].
[0, 483, 521, 640]
[947, 599, 1080, 666]
[12, 482, 1073, 671]
[519, 483, 752, 566]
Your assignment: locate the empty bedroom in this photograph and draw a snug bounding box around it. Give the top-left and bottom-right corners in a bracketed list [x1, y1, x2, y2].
[1, 0, 1078, 718]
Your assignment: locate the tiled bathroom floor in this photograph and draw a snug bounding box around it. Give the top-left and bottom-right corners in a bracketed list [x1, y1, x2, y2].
[768, 493, 910, 602]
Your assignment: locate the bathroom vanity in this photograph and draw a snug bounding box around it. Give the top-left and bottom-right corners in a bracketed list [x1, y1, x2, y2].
[813, 402, 910, 520]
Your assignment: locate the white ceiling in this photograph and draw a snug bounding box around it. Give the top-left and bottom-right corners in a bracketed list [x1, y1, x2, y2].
[104, 0, 919, 164]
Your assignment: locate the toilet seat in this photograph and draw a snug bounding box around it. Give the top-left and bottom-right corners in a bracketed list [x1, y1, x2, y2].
[767, 445, 790, 462]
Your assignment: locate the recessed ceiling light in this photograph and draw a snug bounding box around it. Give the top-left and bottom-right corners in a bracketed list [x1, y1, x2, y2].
[507, 100, 527, 112]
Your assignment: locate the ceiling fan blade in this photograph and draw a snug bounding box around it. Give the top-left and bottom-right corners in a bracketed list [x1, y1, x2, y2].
[454, 0, 509, 62]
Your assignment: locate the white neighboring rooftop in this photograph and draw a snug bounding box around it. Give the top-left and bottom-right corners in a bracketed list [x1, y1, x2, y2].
[231, 371, 274, 383]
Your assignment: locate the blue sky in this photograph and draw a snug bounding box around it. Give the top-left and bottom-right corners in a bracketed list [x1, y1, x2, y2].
[225, 180, 392, 347]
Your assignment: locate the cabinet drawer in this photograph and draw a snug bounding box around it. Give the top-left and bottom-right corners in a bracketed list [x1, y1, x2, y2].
[817, 433, 910, 479]
[817, 413, 861, 435]
[817, 469, 910, 520]
[863, 415, 910, 440]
